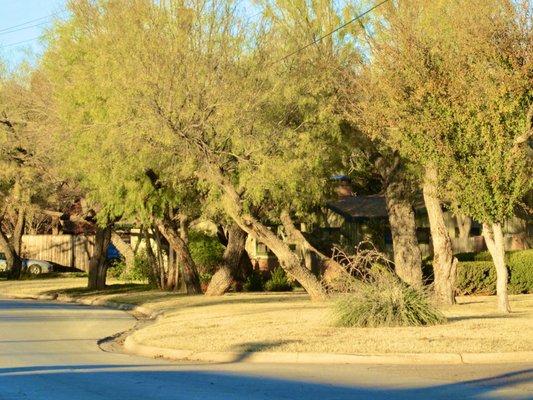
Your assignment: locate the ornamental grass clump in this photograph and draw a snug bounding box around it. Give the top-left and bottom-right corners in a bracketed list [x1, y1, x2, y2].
[331, 244, 445, 328]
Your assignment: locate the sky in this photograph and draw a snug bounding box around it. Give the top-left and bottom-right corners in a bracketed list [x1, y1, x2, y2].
[0, 0, 67, 70]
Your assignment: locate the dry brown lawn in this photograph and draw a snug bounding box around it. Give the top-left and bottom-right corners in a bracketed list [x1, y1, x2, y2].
[1, 277, 531, 354]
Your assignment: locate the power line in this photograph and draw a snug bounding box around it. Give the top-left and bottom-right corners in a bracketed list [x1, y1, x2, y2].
[0, 11, 62, 34]
[0, 36, 43, 49]
[0, 20, 52, 37]
[272, 0, 389, 65]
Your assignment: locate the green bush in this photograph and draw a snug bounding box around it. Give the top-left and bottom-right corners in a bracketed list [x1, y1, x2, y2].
[107, 251, 155, 284]
[243, 269, 264, 292]
[455, 261, 496, 295]
[455, 251, 493, 262]
[454, 249, 533, 295]
[188, 230, 225, 276]
[334, 266, 445, 327]
[508, 249, 533, 294]
[265, 267, 292, 292]
[106, 259, 126, 279]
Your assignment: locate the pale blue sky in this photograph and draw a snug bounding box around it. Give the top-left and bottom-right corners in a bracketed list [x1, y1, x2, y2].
[0, 0, 67, 69]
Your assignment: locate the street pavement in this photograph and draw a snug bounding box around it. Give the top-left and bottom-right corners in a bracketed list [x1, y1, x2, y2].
[0, 298, 531, 399]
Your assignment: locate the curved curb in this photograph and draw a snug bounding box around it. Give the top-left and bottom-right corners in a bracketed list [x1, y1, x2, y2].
[123, 335, 533, 365]
[3, 293, 532, 365]
[0, 293, 161, 320]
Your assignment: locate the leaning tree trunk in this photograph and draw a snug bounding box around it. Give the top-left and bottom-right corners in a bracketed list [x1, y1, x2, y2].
[0, 208, 26, 280]
[422, 166, 457, 305]
[156, 216, 202, 294]
[483, 222, 510, 313]
[111, 232, 135, 274]
[88, 225, 112, 290]
[384, 180, 423, 287]
[200, 166, 327, 300]
[206, 223, 248, 296]
[0, 230, 23, 280]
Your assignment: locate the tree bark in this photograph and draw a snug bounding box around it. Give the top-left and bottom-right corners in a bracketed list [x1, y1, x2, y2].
[111, 232, 135, 274]
[456, 214, 472, 239]
[13, 208, 25, 256]
[156, 216, 202, 294]
[0, 208, 26, 279]
[422, 165, 457, 305]
[206, 223, 248, 296]
[0, 229, 23, 280]
[88, 225, 112, 290]
[384, 180, 423, 288]
[144, 228, 165, 289]
[215, 178, 327, 300]
[483, 222, 510, 313]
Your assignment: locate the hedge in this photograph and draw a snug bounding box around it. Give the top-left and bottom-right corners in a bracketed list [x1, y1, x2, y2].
[455, 249, 533, 295]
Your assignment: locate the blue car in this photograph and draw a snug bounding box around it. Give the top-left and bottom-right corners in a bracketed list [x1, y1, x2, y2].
[0, 253, 54, 275]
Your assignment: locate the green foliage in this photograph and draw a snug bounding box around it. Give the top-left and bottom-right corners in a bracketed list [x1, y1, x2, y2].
[107, 251, 155, 284]
[508, 250, 533, 294]
[455, 261, 496, 296]
[188, 230, 225, 276]
[334, 266, 445, 327]
[265, 267, 292, 292]
[454, 250, 533, 295]
[243, 270, 264, 292]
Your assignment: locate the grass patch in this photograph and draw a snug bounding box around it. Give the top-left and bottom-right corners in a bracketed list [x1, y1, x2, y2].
[1, 278, 532, 354]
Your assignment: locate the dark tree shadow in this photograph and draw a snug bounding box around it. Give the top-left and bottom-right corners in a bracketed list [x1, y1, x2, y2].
[0, 364, 530, 399]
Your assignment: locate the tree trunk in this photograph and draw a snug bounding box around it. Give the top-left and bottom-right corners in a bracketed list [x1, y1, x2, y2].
[144, 228, 165, 289]
[384, 180, 423, 288]
[13, 208, 25, 256]
[223, 192, 326, 300]
[88, 225, 112, 290]
[111, 232, 135, 274]
[456, 214, 472, 239]
[483, 222, 510, 313]
[422, 166, 457, 305]
[199, 166, 327, 300]
[156, 216, 201, 294]
[206, 223, 248, 296]
[0, 208, 26, 279]
[0, 230, 23, 280]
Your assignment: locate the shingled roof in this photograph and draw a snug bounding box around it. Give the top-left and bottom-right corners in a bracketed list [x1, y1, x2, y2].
[327, 194, 388, 221]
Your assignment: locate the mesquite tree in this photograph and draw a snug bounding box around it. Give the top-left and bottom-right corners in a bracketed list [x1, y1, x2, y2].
[0, 69, 53, 279]
[442, 0, 532, 313]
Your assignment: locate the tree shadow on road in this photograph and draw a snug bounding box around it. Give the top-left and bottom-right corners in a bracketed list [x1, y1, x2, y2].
[0, 364, 530, 400]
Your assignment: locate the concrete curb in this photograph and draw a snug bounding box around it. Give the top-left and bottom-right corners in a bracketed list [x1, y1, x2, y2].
[0, 293, 161, 320]
[3, 293, 532, 365]
[123, 335, 533, 365]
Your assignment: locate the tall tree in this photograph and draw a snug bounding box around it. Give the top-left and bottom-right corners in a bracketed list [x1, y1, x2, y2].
[442, 0, 532, 313]
[0, 68, 53, 279]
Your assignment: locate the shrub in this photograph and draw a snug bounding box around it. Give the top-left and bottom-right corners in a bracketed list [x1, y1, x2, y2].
[107, 250, 155, 284]
[243, 269, 264, 292]
[455, 251, 493, 262]
[334, 266, 446, 327]
[188, 230, 225, 276]
[508, 249, 533, 294]
[427, 249, 532, 295]
[106, 259, 126, 279]
[265, 267, 292, 292]
[455, 261, 496, 295]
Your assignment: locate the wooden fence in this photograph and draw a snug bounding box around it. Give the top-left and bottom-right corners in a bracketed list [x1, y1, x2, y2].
[21, 235, 95, 271]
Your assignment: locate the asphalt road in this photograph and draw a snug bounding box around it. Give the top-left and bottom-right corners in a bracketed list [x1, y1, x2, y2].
[0, 298, 531, 400]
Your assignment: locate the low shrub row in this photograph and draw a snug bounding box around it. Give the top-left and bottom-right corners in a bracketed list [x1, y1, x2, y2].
[454, 249, 532, 295]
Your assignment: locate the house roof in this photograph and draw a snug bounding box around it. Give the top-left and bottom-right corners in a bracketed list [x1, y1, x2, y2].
[327, 194, 389, 221]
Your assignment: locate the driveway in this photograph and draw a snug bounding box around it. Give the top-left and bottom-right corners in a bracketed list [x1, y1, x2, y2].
[0, 298, 531, 399]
